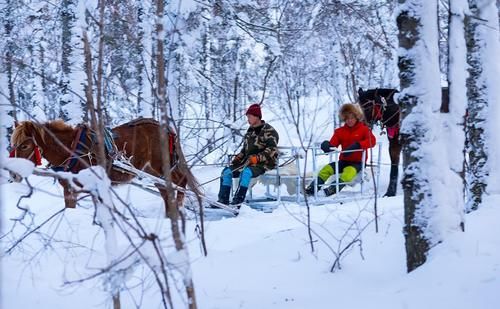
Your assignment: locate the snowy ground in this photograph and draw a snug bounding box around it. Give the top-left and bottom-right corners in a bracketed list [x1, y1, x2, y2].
[1, 160, 500, 309]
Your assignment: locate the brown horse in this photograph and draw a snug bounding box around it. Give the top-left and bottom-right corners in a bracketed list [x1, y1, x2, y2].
[9, 118, 199, 215]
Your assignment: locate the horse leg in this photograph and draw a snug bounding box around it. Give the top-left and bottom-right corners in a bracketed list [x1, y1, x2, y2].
[385, 137, 402, 197]
[59, 179, 77, 208]
[157, 186, 171, 218]
[176, 190, 185, 208]
[157, 185, 183, 219]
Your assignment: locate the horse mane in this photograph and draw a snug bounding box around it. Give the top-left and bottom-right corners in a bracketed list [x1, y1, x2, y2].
[11, 121, 45, 146]
[11, 122, 32, 146]
[11, 120, 76, 148]
[45, 119, 75, 132]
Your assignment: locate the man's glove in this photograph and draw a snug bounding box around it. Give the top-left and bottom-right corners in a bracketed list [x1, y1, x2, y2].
[248, 155, 259, 165]
[343, 142, 361, 157]
[232, 155, 242, 165]
[321, 140, 332, 153]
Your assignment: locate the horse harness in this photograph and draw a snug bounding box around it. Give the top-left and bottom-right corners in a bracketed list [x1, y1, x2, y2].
[50, 125, 178, 172]
[122, 118, 178, 166]
[49, 125, 118, 172]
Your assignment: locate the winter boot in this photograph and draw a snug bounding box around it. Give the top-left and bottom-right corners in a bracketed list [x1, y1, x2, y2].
[384, 165, 399, 197]
[323, 184, 345, 197]
[304, 177, 325, 196]
[230, 186, 248, 208]
[209, 185, 231, 208]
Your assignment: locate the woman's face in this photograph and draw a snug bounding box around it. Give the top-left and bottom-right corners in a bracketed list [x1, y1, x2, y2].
[345, 113, 357, 127]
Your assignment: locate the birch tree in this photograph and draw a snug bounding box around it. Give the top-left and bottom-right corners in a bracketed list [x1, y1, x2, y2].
[2, 0, 17, 118]
[444, 0, 469, 229]
[155, 0, 198, 307]
[59, 0, 76, 120]
[397, 0, 460, 272]
[465, 0, 500, 211]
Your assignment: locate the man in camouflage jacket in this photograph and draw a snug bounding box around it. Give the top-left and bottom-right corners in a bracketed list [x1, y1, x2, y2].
[216, 103, 280, 207]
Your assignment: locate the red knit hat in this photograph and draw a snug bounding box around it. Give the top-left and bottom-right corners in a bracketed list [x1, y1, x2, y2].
[246, 103, 262, 118]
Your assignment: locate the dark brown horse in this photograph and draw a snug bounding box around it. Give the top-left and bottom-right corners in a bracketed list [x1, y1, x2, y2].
[9, 118, 199, 215]
[357, 87, 449, 197]
[357, 88, 401, 197]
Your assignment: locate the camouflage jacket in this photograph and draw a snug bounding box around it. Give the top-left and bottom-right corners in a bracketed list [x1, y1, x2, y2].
[233, 121, 279, 171]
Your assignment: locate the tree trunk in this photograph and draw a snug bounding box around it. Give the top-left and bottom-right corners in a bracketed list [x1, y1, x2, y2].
[397, 0, 441, 272]
[94, 0, 107, 167]
[155, 1, 198, 308]
[446, 0, 468, 231]
[4, 0, 17, 121]
[59, 0, 75, 121]
[464, 0, 490, 212]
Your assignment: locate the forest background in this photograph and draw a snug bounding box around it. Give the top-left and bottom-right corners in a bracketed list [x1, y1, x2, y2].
[1, 0, 500, 308]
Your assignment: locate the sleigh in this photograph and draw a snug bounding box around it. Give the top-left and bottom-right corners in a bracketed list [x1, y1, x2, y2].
[242, 144, 383, 211]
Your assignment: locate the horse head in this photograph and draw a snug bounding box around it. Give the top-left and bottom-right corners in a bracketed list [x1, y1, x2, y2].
[9, 121, 44, 182]
[357, 87, 399, 126]
[358, 88, 376, 125]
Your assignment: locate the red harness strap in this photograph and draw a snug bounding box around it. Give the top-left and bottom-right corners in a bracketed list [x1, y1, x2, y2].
[168, 132, 176, 163]
[372, 104, 383, 121]
[33, 147, 42, 165]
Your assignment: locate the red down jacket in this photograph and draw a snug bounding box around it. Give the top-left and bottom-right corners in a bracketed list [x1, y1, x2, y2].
[328, 121, 377, 163]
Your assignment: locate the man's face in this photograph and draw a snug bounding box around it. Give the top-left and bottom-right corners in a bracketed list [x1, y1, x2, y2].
[246, 114, 261, 127]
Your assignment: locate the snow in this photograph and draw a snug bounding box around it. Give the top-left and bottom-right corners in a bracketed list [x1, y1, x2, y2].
[2, 158, 35, 178]
[1, 156, 500, 308]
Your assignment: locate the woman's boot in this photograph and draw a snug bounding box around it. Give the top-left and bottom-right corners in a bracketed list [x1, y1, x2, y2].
[304, 177, 325, 196]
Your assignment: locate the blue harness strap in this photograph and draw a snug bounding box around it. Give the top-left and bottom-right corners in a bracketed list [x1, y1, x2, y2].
[66, 126, 88, 172]
[89, 128, 117, 155]
[103, 128, 117, 156]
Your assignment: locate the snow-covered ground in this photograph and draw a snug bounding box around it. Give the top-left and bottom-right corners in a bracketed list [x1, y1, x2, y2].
[1, 95, 498, 309]
[1, 160, 499, 308]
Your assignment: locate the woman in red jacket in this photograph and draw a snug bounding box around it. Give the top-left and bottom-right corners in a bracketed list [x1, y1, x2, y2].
[305, 103, 377, 196]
